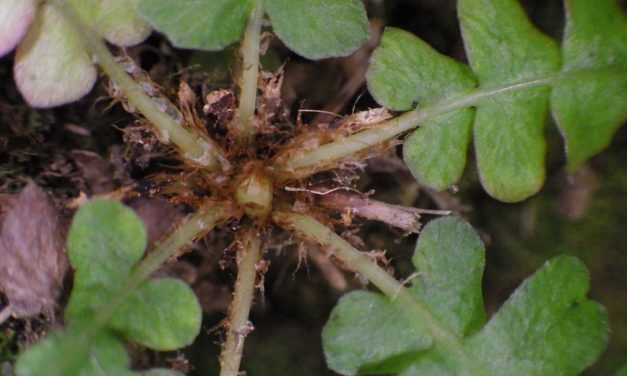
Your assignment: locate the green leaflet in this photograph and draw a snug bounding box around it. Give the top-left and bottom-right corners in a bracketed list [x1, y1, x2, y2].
[15, 329, 135, 376]
[322, 217, 608, 376]
[15, 200, 201, 376]
[139, 0, 369, 59]
[551, 0, 627, 171]
[322, 291, 432, 375]
[138, 0, 254, 51]
[14, 327, 184, 376]
[464, 256, 608, 376]
[67, 200, 147, 286]
[460, 0, 561, 202]
[367, 28, 476, 190]
[410, 217, 485, 335]
[109, 278, 202, 351]
[323, 217, 486, 375]
[367, 0, 626, 202]
[265, 0, 369, 59]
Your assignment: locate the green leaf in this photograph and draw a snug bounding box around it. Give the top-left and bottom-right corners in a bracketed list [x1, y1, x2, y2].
[323, 218, 608, 375]
[13, 4, 97, 108]
[366, 0, 625, 202]
[110, 278, 202, 350]
[322, 291, 432, 375]
[367, 28, 477, 112]
[265, 0, 369, 59]
[138, 0, 254, 50]
[367, 27, 477, 191]
[465, 256, 608, 375]
[323, 217, 485, 375]
[550, 0, 627, 171]
[0, 0, 37, 57]
[15, 329, 134, 376]
[67, 200, 146, 288]
[69, 0, 152, 46]
[65, 199, 146, 318]
[15, 200, 202, 375]
[410, 217, 485, 335]
[459, 0, 561, 202]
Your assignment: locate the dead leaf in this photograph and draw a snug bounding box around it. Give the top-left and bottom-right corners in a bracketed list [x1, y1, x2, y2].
[130, 197, 183, 247]
[0, 182, 68, 321]
[70, 150, 116, 195]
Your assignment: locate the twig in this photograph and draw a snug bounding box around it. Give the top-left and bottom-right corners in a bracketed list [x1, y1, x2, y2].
[220, 226, 262, 376]
[318, 191, 450, 233]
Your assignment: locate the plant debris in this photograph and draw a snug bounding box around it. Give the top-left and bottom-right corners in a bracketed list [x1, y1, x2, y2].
[0, 182, 68, 323]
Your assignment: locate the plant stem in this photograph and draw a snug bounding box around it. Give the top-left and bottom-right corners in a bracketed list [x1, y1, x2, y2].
[273, 68, 625, 179]
[51, 0, 228, 171]
[273, 210, 488, 376]
[236, 0, 264, 140]
[220, 225, 262, 376]
[133, 202, 236, 283]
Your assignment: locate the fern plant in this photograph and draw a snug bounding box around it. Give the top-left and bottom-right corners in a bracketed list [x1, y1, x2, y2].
[0, 0, 625, 375]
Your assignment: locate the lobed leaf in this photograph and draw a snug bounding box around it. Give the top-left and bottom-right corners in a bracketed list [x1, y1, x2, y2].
[66, 199, 146, 295]
[465, 256, 608, 375]
[459, 0, 561, 202]
[323, 217, 486, 375]
[367, 0, 626, 202]
[65, 198, 147, 322]
[14, 322, 182, 376]
[323, 218, 608, 375]
[138, 0, 254, 51]
[16, 200, 203, 375]
[410, 217, 485, 335]
[0, 0, 37, 57]
[15, 328, 134, 376]
[109, 278, 202, 351]
[550, 0, 627, 171]
[322, 291, 432, 375]
[367, 28, 476, 190]
[265, 0, 369, 59]
[13, 4, 97, 108]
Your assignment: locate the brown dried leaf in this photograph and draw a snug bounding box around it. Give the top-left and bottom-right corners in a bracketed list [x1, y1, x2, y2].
[130, 197, 184, 247]
[0, 182, 68, 320]
[70, 150, 116, 195]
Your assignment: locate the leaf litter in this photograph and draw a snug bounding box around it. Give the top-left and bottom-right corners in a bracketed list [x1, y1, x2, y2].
[0, 182, 68, 323]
